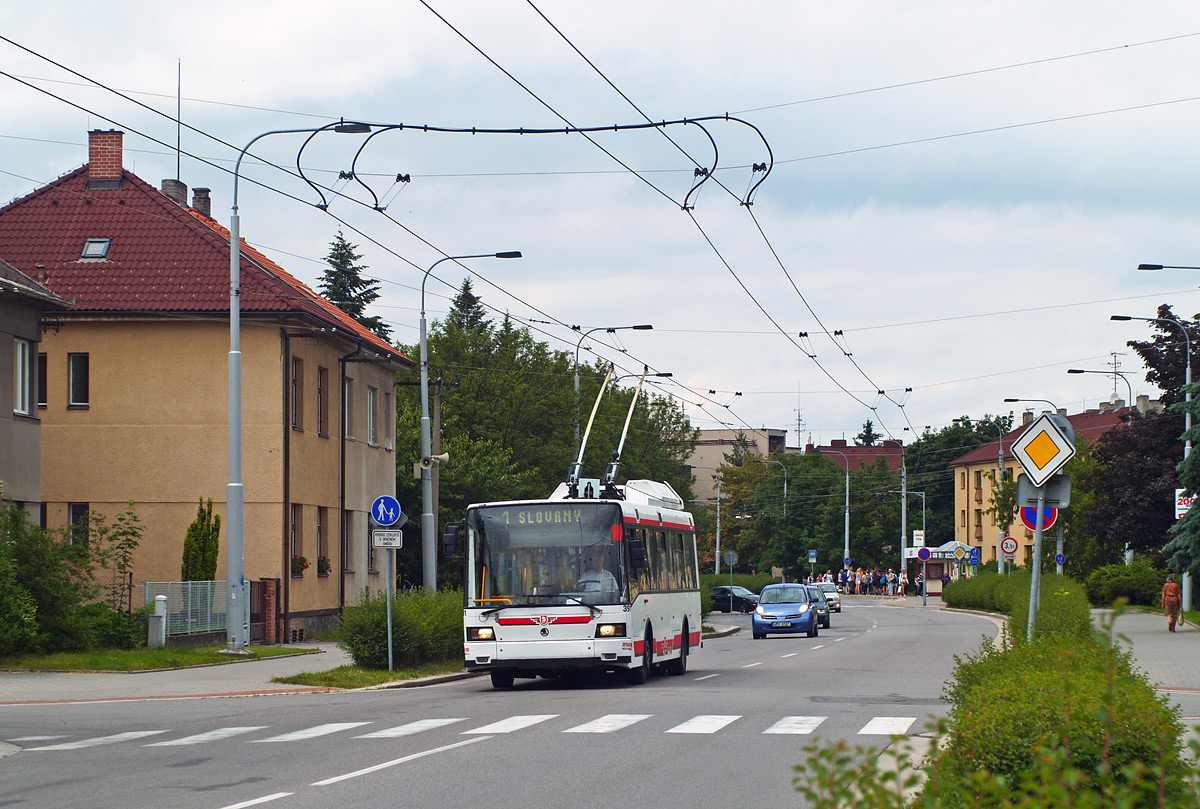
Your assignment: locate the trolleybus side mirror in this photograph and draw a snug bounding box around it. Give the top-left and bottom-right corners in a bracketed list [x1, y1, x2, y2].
[442, 524, 459, 555]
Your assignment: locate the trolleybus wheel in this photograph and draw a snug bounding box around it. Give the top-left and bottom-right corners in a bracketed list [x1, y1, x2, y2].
[667, 623, 688, 675]
[490, 669, 515, 689]
[626, 627, 651, 685]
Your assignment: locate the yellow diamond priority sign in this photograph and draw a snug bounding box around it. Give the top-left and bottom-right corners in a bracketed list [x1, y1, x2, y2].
[1011, 413, 1075, 488]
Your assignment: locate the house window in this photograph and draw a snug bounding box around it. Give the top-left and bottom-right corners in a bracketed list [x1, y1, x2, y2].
[68, 353, 89, 407]
[290, 357, 303, 431]
[316, 506, 327, 575]
[342, 509, 355, 573]
[343, 376, 354, 439]
[973, 470, 982, 490]
[367, 512, 378, 573]
[13, 338, 32, 416]
[367, 386, 378, 446]
[69, 502, 89, 545]
[81, 238, 111, 259]
[960, 471, 965, 490]
[37, 352, 47, 408]
[959, 509, 966, 527]
[290, 503, 303, 565]
[317, 366, 329, 436]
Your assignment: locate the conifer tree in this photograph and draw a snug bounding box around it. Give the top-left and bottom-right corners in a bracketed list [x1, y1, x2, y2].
[319, 230, 391, 341]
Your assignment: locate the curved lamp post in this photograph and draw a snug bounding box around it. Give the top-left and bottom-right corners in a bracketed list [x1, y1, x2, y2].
[574, 325, 652, 443]
[1113, 309, 1194, 608]
[421, 251, 521, 591]
[227, 120, 371, 652]
[816, 448, 851, 572]
[1067, 368, 1133, 410]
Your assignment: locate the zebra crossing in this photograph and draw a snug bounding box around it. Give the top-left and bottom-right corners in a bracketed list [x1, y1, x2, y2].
[10, 712, 919, 751]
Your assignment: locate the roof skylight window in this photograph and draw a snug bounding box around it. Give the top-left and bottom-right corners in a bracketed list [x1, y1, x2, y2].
[81, 238, 111, 259]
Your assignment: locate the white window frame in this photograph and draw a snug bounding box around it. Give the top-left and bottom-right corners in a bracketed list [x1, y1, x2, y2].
[13, 338, 32, 416]
[68, 352, 89, 407]
[367, 385, 378, 446]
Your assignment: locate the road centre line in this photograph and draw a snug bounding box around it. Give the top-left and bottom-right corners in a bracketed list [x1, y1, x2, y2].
[781, 653, 798, 658]
[219, 793, 292, 809]
[693, 673, 721, 681]
[742, 662, 762, 668]
[312, 737, 490, 786]
[811, 645, 824, 650]
[835, 637, 845, 642]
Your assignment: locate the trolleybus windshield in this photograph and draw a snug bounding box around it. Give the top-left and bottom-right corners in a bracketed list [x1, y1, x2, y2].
[466, 502, 626, 607]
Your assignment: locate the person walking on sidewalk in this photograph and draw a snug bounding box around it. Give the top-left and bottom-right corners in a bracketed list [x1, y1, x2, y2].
[1162, 573, 1183, 632]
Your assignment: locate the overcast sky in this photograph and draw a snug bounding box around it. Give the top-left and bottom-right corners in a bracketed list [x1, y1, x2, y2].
[4, 2, 1200, 448]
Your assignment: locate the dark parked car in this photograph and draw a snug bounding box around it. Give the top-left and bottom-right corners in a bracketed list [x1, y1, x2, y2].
[710, 585, 758, 613]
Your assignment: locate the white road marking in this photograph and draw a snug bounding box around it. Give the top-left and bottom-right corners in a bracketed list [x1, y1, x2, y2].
[835, 637, 845, 642]
[666, 715, 740, 734]
[763, 716, 828, 735]
[463, 714, 557, 734]
[219, 794, 292, 809]
[357, 718, 465, 738]
[858, 717, 916, 735]
[564, 714, 651, 733]
[693, 673, 721, 681]
[780, 653, 798, 658]
[742, 662, 762, 668]
[811, 645, 824, 650]
[252, 722, 370, 743]
[7, 735, 67, 741]
[147, 726, 266, 746]
[312, 737, 489, 786]
[29, 730, 168, 750]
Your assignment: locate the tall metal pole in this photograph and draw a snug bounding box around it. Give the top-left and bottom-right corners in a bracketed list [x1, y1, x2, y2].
[714, 476, 722, 575]
[1027, 489, 1047, 642]
[817, 449, 851, 571]
[900, 445, 908, 575]
[421, 252, 521, 592]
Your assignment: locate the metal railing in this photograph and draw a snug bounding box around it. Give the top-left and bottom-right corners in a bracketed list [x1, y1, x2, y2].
[144, 581, 228, 636]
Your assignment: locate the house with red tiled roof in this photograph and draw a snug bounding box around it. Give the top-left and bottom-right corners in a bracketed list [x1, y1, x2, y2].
[0, 130, 413, 641]
[948, 400, 1160, 569]
[800, 438, 904, 472]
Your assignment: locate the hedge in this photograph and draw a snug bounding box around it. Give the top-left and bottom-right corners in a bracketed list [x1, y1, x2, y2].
[1084, 561, 1167, 607]
[339, 589, 463, 670]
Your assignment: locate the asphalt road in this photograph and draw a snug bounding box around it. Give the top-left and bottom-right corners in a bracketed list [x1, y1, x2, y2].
[0, 600, 998, 809]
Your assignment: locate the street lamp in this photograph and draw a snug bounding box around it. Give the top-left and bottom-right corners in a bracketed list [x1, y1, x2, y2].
[1067, 368, 1133, 408]
[574, 325, 652, 443]
[421, 251, 521, 592]
[1004, 397, 1060, 412]
[227, 120, 372, 652]
[1110, 314, 1191, 456]
[749, 458, 788, 516]
[815, 448, 851, 573]
[1113, 310, 1194, 607]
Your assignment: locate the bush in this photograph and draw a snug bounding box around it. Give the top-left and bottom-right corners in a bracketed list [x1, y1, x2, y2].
[1085, 561, 1166, 607]
[340, 589, 463, 670]
[941, 571, 1006, 612]
[935, 633, 1186, 806]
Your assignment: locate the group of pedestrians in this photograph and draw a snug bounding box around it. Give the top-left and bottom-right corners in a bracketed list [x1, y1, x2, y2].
[833, 567, 907, 596]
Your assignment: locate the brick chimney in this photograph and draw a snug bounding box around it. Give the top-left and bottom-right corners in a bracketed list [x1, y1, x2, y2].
[192, 187, 211, 219]
[87, 130, 123, 180]
[161, 179, 187, 206]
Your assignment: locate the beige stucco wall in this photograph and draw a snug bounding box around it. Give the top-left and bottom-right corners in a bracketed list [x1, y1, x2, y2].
[38, 315, 405, 625]
[953, 458, 1031, 567]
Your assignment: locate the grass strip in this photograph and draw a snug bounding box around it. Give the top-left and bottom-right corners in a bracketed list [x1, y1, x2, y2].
[0, 645, 313, 672]
[273, 661, 467, 689]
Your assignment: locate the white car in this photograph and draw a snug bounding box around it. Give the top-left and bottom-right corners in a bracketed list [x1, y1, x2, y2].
[818, 582, 842, 612]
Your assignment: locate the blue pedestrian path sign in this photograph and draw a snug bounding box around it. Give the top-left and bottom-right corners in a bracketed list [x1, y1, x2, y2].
[371, 495, 404, 527]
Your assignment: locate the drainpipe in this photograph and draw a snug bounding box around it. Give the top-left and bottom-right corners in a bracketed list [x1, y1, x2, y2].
[281, 324, 292, 643]
[339, 340, 365, 612]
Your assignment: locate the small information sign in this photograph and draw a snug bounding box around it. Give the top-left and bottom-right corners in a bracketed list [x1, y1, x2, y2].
[372, 529, 404, 548]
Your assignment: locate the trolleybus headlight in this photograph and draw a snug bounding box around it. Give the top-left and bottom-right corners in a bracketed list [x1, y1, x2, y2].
[467, 626, 495, 641]
[596, 623, 626, 638]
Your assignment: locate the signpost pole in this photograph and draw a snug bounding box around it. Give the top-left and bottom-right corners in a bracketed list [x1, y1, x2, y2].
[1055, 523, 1064, 576]
[921, 560, 927, 607]
[386, 544, 394, 671]
[1027, 489, 1047, 642]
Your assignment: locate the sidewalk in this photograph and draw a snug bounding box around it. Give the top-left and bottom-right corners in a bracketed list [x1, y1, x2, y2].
[0, 641, 354, 705]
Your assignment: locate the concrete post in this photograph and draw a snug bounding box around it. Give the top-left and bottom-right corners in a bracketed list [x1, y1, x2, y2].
[149, 594, 168, 649]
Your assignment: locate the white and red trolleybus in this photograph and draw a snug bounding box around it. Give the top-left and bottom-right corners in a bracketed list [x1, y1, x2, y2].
[461, 478, 700, 688]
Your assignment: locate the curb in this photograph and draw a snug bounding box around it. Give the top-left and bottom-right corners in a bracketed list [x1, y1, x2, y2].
[0, 742, 18, 760]
[359, 670, 483, 690]
[702, 626, 740, 639]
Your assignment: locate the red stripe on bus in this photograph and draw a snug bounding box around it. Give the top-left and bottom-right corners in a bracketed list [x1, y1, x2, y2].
[623, 518, 693, 531]
[496, 615, 593, 626]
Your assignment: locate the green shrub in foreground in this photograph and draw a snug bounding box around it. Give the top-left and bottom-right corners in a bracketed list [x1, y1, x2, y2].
[1085, 561, 1166, 607]
[340, 589, 463, 670]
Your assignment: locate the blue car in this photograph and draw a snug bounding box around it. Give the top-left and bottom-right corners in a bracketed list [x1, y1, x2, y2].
[751, 584, 819, 639]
